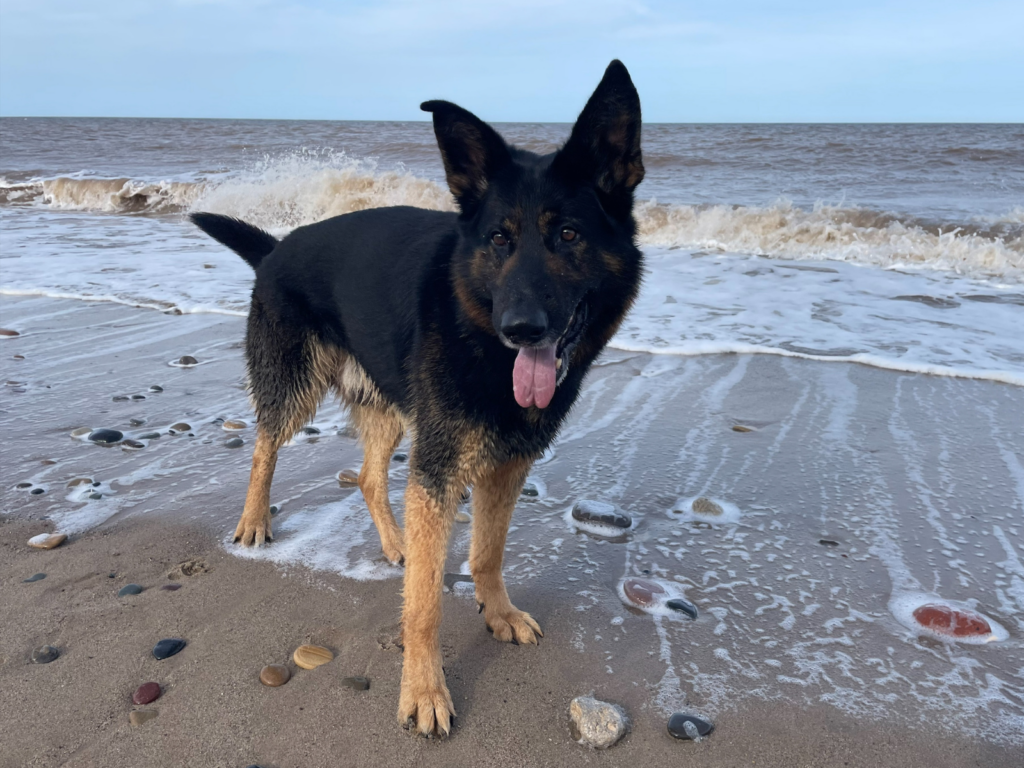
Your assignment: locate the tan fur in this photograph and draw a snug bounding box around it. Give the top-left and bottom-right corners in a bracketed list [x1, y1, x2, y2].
[233, 429, 280, 546]
[353, 405, 406, 563]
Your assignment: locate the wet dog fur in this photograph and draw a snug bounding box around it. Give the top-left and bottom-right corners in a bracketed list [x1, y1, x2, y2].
[190, 60, 644, 737]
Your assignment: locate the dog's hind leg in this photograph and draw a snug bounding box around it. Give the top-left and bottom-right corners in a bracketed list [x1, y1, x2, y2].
[234, 428, 282, 546]
[352, 405, 406, 564]
[469, 457, 542, 644]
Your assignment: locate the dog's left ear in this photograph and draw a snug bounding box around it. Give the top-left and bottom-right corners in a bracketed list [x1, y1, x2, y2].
[421, 100, 511, 214]
[553, 60, 644, 217]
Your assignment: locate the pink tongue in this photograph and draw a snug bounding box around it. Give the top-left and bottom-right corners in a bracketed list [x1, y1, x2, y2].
[512, 345, 558, 409]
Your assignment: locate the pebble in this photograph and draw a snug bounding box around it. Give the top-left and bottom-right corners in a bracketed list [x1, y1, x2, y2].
[259, 664, 291, 687]
[28, 533, 67, 550]
[225, 437, 244, 448]
[666, 598, 699, 620]
[131, 394, 146, 400]
[337, 469, 359, 487]
[521, 482, 539, 497]
[222, 419, 247, 430]
[270, 505, 280, 516]
[132, 682, 161, 705]
[71, 427, 93, 438]
[14, 354, 26, 359]
[177, 355, 198, 366]
[301, 426, 320, 435]
[16, 481, 33, 488]
[23, 573, 47, 583]
[129, 710, 158, 727]
[667, 712, 714, 740]
[341, 676, 370, 691]
[66, 477, 94, 488]
[88, 428, 124, 445]
[152, 638, 186, 660]
[691, 497, 723, 516]
[568, 696, 628, 749]
[89, 492, 103, 500]
[148, 385, 163, 392]
[122, 439, 145, 450]
[138, 432, 161, 440]
[31, 645, 60, 664]
[113, 395, 130, 402]
[731, 424, 755, 432]
[622, 578, 666, 607]
[31, 487, 45, 495]
[818, 538, 840, 547]
[913, 603, 991, 638]
[160, 583, 182, 591]
[444, 573, 473, 590]
[0, 328, 20, 336]
[168, 422, 191, 433]
[454, 510, 472, 523]
[118, 584, 144, 597]
[392, 452, 408, 462]
[293, 644, 333, 670]
[40, 459, 56, 465]
[572, 500, 632, 529]
[129, 417, 147, 426]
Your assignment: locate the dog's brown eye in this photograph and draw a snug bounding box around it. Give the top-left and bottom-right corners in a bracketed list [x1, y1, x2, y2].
[561, 228, 577, 242]
[491, 232, 507, 247]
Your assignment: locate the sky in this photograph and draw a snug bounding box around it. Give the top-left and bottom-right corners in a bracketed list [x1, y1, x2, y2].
[1, 0, 1022, 122]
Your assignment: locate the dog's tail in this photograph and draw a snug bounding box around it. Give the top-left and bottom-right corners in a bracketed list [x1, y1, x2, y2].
[189, 212, 278, 270]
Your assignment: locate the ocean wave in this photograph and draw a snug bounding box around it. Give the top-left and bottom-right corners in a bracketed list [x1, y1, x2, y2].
[2, 156, 1021, 281]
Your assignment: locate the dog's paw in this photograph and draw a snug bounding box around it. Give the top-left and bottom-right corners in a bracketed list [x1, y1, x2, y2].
[232, 511, 273, 547]
[381, 530, 405, 566]
[483, 604, 543, 645]
[398, 670, 455, 738]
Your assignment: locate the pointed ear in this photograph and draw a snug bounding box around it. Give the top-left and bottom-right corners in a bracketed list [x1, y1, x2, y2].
[553, 60, 644, 215]
[421, 100, 512, 214]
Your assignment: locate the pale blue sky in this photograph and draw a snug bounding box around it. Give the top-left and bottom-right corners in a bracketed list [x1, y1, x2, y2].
[1, 0, 1021, 122]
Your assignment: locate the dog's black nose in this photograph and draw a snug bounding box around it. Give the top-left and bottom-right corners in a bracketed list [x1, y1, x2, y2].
[500, 308, 548, 345]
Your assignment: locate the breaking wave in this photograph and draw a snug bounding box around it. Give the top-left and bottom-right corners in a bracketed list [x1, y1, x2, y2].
[2, 154, 1021, 282]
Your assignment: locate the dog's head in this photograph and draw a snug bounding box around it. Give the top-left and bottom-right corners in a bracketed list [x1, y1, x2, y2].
[423, 60, 644, 410]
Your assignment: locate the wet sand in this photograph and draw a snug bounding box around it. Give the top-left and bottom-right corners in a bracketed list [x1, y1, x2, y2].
[2, 294, 1023, 767]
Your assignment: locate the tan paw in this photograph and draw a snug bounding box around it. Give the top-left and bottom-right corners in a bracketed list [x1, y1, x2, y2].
[232, 510, 272, 547]
[397, 666, 455, 737]
[482, 603, 543, 645]
[381, 529, 405, 566]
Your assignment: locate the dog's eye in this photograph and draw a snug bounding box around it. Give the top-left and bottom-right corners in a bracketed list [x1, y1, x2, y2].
[491, 232, 508, 247]
[560, 228, 577, 242]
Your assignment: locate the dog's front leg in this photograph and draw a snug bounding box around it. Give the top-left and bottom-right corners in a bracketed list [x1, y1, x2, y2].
[398, 479, 457, 737]
[470, 457, 543, 644]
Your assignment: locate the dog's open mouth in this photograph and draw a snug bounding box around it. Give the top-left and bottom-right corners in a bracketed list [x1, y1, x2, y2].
[512, 299, 588, 409]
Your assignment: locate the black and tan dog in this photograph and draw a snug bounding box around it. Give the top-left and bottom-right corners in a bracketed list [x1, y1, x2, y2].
[190, 60, 644, 737]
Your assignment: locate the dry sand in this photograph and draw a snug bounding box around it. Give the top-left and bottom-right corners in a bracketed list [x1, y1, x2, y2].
[2, 295, 1022, 767]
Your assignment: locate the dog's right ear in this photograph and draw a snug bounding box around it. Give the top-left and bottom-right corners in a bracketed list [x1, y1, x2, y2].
[421, 100, 511, 214]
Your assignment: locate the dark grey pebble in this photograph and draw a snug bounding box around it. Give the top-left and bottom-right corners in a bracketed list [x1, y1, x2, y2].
[666, 598, 699, 620]
[31, 487, 45, 495]
[160, 583, 182, 591]
[521, 482, 539, 497]
[667, 712, 714, 740]
[109, 572, 116, 578]
[131, 394, 146, 400]
[168, 422, 191, 433]
[392, 452, 408, 462]
[92, 481, 101, 486]
[148, 385, 163, 392]
[23, 573, 47, 583]
[152, 638, 186, 660]
[88, 428, 124, 445]
[177, 355, 198, 366]
[225, 437, 244, 449]
[16, 482, 32, 488]
[302, 425, 320, 435]
[341, 676, 370, 690]
[270, 505, 280, 516]
[129, 418, 147, 426]
[571, 500, 632, 529]
[819, 539, 839, 547]
[31, 645, 60, 664]
[118, 584, 144, 597]
[138, 432, 161, 440]
[443, 573, 473, 590]
[89, 492, 103, 500]
[121, 439, 145, 450]
[112, 395, 130, 402]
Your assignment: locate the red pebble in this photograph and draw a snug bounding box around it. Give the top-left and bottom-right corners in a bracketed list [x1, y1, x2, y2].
[623, 578, 666, 607]
[913, 603, 991, 637]
[132, 682, 162, 705]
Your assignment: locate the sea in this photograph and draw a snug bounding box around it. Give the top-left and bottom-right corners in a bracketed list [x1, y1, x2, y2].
[1, 118, 1022, 384]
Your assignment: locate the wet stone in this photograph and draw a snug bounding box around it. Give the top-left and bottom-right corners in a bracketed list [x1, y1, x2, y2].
[148, 385, 163, 392]
[131, 394, 146, 400]
[0, 328, 20, 336]
[666, 598, 699, 620]
[392, 452, 408, 463]
[14, 354, 25, 359]
[569, 696, 628, 749]
[88, 429, 124, 445]
[169, 422, 191, 433]
[118, 584, 144, 597]
[819, 538, 840, 547]
[31, 645, 60, 664]
[444, 573, 474, 591]
[225, 437, 244, 449]
[572, 500, 631, 529]
[454, 510, 472, 524]
[23, 573, 47, 583]
[138, 432, 161, 440]
[160, 583, 182, 591]
[177, 355, 198, 366]
[16, 481, 32, 489]
[259, 664, 291, 687]
[112, 395, 130, 402]
[521, 482, 539, 497]
[122, 439, 145, 450]
[293, 644, 333, 670]
[66, 477, 93, 488]
[71, 426, 93, 438]
[667, 712, 714, 740]
[622, 578, 665, 607]
[40, 459, 56, 465]
[132, 682, 161, 705]
[89, 492, 103, 500]
[30, 487, 45, 495]
[152, 638, 186, 660]
[222, 419, 247, 430]
[129, 710, 158, 727]
[341, 676, 370, 691]
[28, 533, 67, 550]
[301, 426, 320, 435]
[269, 505, 280, 516]
[731, 424, 755, 433]
[337, 469, 359, 487]
[691, 497, 723, 516]
[130, 418, 147, 426]
[913, 603, 991, 638]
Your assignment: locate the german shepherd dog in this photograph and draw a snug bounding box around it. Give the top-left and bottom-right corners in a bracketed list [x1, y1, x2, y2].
[190, 60, 644, 737]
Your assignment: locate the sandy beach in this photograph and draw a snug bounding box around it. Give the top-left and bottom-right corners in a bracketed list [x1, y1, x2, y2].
[2, 294, 1022, 767]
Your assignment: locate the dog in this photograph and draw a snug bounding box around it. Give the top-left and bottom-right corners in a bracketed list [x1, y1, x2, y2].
[190, 59, 644, 737]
